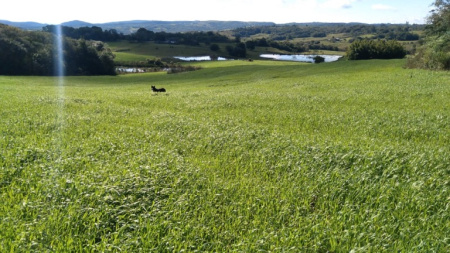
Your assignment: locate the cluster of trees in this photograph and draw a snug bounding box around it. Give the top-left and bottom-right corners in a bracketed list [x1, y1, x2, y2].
[131, 28, 230, 45]
[407, 0, 450, 70]
[243, 38, 338, 53]
[233, 23, 423, 41]
[62, 40, 116, 75]
[371, 30, 420, 40]
[226, 43, 247, 58]
[47, 23, 422, 46]
[0, 24, 115, 75]
[44, 25, 232, 46]
[233, 24, 333, 40]
[43, 25, 122, 41]
[347, 39, 406, 60]
[345, 24, 421, 41]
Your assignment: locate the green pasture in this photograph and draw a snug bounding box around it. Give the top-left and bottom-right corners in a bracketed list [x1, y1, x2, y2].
[108, 41, 229, 62]
[1, 59, 449, 252]
[108, 40, 332, 63]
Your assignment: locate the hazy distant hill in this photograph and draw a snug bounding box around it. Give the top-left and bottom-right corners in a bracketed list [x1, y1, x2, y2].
[0, 20, 47, 31]
[64, 20, 276, 34]
[0, 20, 275, 34]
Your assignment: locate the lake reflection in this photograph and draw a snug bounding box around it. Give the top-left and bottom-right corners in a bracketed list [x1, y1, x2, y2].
[260, 54, 342, 63]
[174, 56, 229, 61]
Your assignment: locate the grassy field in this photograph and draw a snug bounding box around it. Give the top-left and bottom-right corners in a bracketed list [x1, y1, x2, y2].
[108, 41, 221, 61]
[107, 41, 341, 63]
[1, 59, 449, 252]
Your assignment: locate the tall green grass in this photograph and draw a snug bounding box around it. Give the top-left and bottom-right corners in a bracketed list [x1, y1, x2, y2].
[1, 59, 449, 252]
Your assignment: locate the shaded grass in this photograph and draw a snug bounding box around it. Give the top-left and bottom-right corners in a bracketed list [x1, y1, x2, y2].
[108, 41, 225, 62]
[107, 40, 343, 63]
[1, 59, 449, 252]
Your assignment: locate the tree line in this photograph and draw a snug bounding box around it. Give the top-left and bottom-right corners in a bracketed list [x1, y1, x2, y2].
[233, 23, 423, 41]
[43, 25, 232, 45]
[42, 25, 340, 57]
[346, 0, 449, 68]
[0, 24, 115, 75]
[242, 37, 339, 53]
[43, 25, 122, 42]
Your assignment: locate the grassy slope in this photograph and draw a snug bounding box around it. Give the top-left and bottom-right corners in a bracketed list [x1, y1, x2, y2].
[1, 59, 449, 252]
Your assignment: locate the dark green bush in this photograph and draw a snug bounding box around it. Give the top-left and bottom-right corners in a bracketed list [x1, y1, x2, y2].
[347, 39, 406, 60]
[313, 56, 325, 64]
[406, 0, 449, 70]
[0, 24, 116, 76]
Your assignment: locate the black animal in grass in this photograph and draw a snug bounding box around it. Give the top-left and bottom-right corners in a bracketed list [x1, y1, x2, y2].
[151, 85, 166, 92]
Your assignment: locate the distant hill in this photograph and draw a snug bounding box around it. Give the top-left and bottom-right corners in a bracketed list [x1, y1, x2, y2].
[61, 20, 94, 27]
[0, 20, 276, 34]
[0, 20, 47, 31]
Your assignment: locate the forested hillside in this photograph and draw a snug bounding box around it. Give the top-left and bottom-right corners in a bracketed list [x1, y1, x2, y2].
[1, 20, 276, 34]
[0, 24, 115, 75]
[0, 20, 431, 75]
[232, 23, 423, 41]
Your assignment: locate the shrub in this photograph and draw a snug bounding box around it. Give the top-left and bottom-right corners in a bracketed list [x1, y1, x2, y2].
[347, 39, 406, 60]
[313, 56, 325, 64]
[226, 43, 247, 58]
[406, 33, 450, 70]
[406, 0, 450, 70]
[210, 44, 220, 52]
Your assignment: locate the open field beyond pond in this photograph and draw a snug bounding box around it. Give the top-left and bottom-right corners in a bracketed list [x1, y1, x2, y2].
[1, 59, 449, 252]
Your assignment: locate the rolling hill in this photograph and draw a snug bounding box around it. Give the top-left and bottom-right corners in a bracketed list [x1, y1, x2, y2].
[0, 20, 276, 34]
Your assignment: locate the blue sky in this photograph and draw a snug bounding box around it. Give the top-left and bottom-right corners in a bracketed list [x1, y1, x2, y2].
[1, 0, 433, 24]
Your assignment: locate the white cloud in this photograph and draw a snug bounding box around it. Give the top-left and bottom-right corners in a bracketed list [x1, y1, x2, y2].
[321, 0, 359, 9]
[372, 4, 397, 11]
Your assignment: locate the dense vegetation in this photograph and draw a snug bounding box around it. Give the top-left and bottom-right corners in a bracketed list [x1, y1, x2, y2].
[233, 23, 423, 41]
[43, 25, 123, 42]
[407, 0, 450, 70]
[1, 59, 449, 252]
[41, 22, 423, 56]
[0, 24, 115, 75]
[347, 39, 406, 60]
[58, 20, 276, 34]
[44, 25, 232, 45]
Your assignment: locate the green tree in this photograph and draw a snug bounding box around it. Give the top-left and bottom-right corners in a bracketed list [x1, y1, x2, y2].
[313, 56, 325, 64]
[407, 0, 450, 70]
[426, 0, 450, 36]
[134, 28, 154, 42]
[210, 43, 220, 52]
[226, 42, 247, 58]
[0, 24, 116, 76]
[347, 39, 406, 60]
[245, 40, 256, 50]
[67, 39, 115, 75]
[0, 24, 54, 75]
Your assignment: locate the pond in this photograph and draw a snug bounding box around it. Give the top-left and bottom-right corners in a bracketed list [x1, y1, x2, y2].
[174, 56, 229, 61]
[116, 67, 147, 73]
[260, 54, 343, 63]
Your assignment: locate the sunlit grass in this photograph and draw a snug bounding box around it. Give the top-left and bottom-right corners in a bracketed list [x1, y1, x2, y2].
[1, 59, 449, 252]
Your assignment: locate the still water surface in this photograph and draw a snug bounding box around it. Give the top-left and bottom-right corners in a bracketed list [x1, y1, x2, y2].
[260, 54, 342, 63]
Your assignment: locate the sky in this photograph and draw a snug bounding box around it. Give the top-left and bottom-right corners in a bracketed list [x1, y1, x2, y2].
[1, 0, 434, 25]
